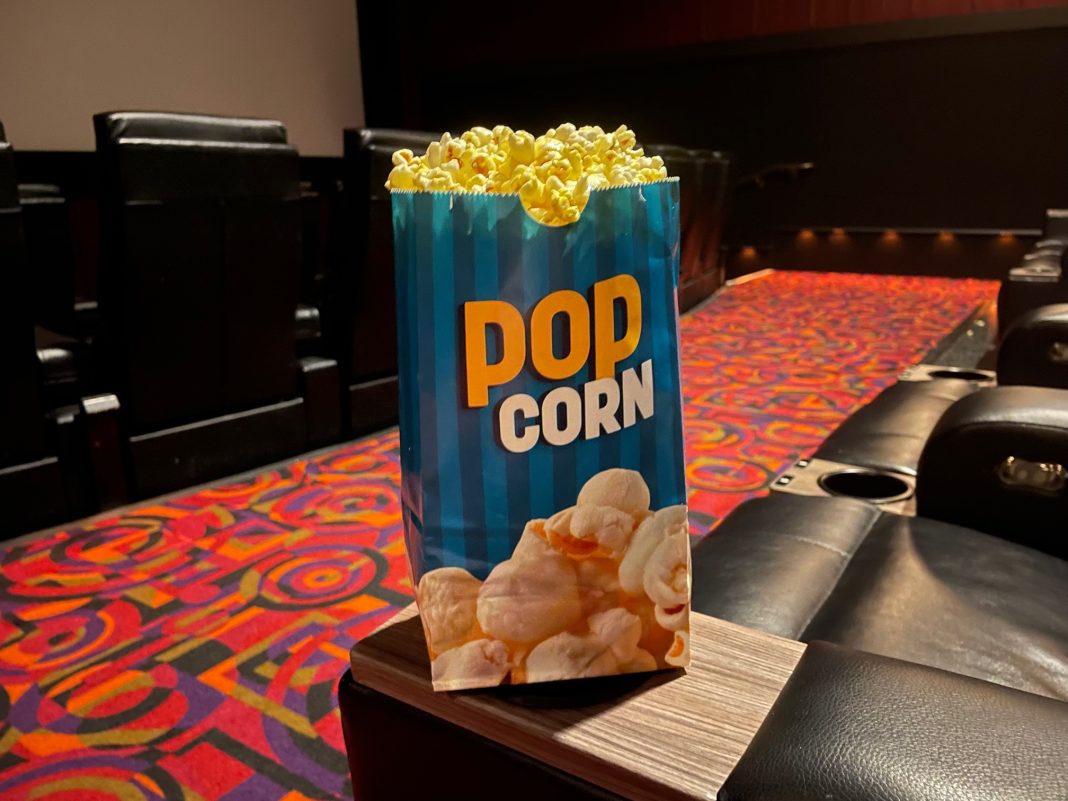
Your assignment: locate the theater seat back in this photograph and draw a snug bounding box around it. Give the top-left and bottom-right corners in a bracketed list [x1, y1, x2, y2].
[646, 144, 731, 299]
[646, 145, 703, 283]
[335, 128, 439, 384]
[18, 183, 76, 335]
[0, 124, 46, 467]
[696, 150, 731, 281]
[95, 111, 301, 432]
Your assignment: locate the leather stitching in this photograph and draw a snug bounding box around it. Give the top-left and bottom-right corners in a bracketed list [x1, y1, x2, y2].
[783, 534, 852, 559]
[796, 505, 883, 639]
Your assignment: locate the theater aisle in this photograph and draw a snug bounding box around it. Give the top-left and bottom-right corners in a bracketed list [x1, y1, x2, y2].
[0, 271, 996, 801]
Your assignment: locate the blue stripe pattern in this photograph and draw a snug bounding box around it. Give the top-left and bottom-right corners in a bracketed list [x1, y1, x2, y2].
[392, 181, 684, 581]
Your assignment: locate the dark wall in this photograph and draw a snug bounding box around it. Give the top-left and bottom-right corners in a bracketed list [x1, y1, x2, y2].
[358, 5, 1068, 233]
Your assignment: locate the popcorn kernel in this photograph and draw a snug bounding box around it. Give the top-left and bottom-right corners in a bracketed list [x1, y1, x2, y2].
[386, 123, 669, 226]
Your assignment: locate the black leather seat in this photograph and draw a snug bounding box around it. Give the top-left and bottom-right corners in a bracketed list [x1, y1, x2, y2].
[810, 296, 1068, 482]
[0, 123, 47, 478]
[0, 123, 123, 537]
[997, 303, 1068, 389]
[94, 111, 340, 498]
[998, 210, 1068, 334]
[18, 182, 76, 337]
[915, 385, 1068, 556]
[646, 144, 731, 311]
[338, 489, 1068, 800]
[693, 491, 1068, 702]
[339, 636, 1068, 801]
[1044, 208, 1068, 239]
[327, 128, 439, 436]
[813, 374, 983, 476]
[720, 641, 1068, 801]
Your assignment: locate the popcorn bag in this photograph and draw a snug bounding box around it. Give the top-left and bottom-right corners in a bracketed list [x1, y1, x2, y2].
[388, 125, 690, 691]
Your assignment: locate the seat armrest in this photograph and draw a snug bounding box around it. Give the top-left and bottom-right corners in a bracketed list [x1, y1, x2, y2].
[916, 386, 1068, 556]
[998, 303, 1068, 389]
[300, 356, 341, 448]
[692, 494, 880, 639]
[1032, 238, 1067, 251]
[719, 641, 1068, 801]
[295, 303, 321, 342]
[1046, 208, 1068, 239]
[80, 393, 128, 510]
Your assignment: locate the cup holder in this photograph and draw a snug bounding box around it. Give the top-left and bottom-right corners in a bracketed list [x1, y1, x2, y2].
[817, 469, 913, 503]
[927, 368, 992, 382]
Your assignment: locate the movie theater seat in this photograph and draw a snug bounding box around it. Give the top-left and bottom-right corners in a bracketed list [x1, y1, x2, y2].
[692, 491, 1068, 701]
[93, 111, 340, 498]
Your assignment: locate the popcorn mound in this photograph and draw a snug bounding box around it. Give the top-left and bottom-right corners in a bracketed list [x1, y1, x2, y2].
[386, 124, 669, 226]
[416, 468, 692, 691]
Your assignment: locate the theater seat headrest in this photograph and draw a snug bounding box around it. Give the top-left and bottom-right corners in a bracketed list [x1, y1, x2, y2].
[347, 128, 440, 155]
[94, 111, 288, 148]
[94, 112, 298, 201]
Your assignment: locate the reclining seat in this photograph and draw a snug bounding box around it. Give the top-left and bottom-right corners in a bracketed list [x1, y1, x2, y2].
[695, 384, 1068, 702]
[18, 182, 76, 338]
[645, 145, 704, 286]
[998, 208, 1068, 335]
[695, 149, 731, 299]
[94, 111, 339, 498]
[799, 293, 1068, 497]
[695, 491, 1068, 700]
[328, 128, 439, 436]
[0, 122, 122, 536]
[645, 144, 732, 312]
[0, 123, 53, 520]
[811, 364, 992, 479]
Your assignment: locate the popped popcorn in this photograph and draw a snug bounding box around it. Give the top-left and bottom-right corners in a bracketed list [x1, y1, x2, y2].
[416, 567, 482, 655]
[578, 467, 653, 515]
[511, 519, 553, 562]
[386, 124, 669, 226]
[665, 630, 690, 668]
[643, 525, 691, 611]
[431, 639, 512, 689]
[415, 468, 691, 691]
[525, 632, 619, 683]
[619, 504, 688, 596]
[476, 550, 582, 644]
[544, 503, 637, 560]
[587, 608, 643, 664]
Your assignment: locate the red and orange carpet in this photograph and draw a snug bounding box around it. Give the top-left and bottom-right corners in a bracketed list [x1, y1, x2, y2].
[0, 271, 996, 800]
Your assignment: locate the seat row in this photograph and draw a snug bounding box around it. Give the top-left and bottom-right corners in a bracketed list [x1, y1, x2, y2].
[998, 207, 1068, 333]
[683, 208, 1068, 713]
[682, 233, 1068, 795]
[1, 116, 734, 538]
[390, 247, 1068, 799]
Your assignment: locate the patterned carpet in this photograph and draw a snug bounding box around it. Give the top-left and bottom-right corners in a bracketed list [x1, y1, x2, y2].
[0, 271, 996, 800]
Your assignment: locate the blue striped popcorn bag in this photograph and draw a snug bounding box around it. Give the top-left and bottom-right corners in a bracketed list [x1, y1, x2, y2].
[389, 125, 689, 691]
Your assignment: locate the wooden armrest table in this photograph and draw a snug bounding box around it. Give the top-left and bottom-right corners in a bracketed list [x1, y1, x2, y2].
[342, 605, 805, 801]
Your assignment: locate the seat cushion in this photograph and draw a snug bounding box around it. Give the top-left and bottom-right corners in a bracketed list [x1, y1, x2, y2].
[692, 493, 880, 639]
[814, 378, 978, 476]
[804, 510, 1068, 700]
[693, 493, 1068, 701]
[720, 641, 1068, 801]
